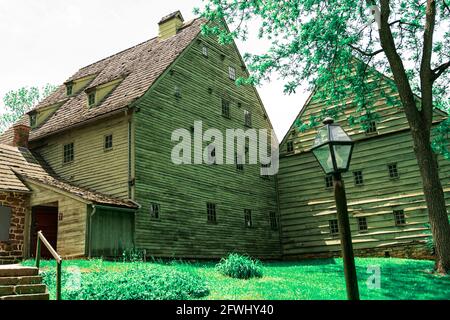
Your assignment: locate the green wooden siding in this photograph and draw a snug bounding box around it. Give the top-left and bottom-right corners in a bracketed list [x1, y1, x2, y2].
[133, 34, 281, 259]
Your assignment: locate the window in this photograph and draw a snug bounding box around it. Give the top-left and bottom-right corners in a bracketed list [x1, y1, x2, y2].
[357, 217, 368, 232]
[63, 143, 74, 164]
[329, 219, 339, 235]
[388, 163, 399, 179]
[244, 209, 252, 228]
[150, 203, 160, 219]
[222, 99, 230, 118]
[236, 153, 244, 171]
[66, 84, 73, 96]
[207, 145, 216, 165]
[229, 66, 236, 81]
[325, 175, 333, 188]
[244, 110, 252, 127]
[0, 206, 12, 241]
[174, 85, 181, 99]
[29, 114, 37, 127]
[207, 203, 217, 223]
[353, 170, 364, 186]
[269, 212, 278, 231]
[365, 120, 377, 134]
[202, 46, 208, 57]
[287, 141, 294, 153]
[104, 134, 113, 150]
[394, 210, 406, 226]
[88, 92, 96, 106]
[261, 163, 270, 180]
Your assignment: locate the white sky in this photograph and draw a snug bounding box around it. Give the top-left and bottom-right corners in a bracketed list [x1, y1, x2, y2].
[0, 0, 309, 139]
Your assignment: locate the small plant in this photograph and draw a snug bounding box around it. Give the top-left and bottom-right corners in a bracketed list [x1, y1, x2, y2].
[216, 253, 263, 279]
[122, 248, 146, 262]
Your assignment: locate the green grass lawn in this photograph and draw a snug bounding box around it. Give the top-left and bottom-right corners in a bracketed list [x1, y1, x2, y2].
[22, 257, 450, 300]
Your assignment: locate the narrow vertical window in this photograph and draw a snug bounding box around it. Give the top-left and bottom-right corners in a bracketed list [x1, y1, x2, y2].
[269, 211, 278, 231]
[353, 170, 364, 185]
[88, 92, 96, 106]
[357, 217, 368, 232]
[66, 83, 73, 96]
[244, 110, 252, 127]
[287, 141, 294, 153]
[29, 114, 37, 127]
[329, 219, 339, 235]
[228, 66, 236, 81]
[150, 203, 160, 219]
[174, 85, 181, 99]
[365, 120, 377, 134]
[63, 143, 74, 164]
[222, 99, 230, 118]
[394, 210, 406, 226]
[207, 145, 216, 165]
[0, 206, 12, 241]
[325, 175, 333, 188]
[207, 203, 217, 223]
[104, 134, 113, 151]
[244, 209, 252, 228]
[236, 153, 244, 171]
[202, 46, 208, 57]
[388, 163, 399, 179]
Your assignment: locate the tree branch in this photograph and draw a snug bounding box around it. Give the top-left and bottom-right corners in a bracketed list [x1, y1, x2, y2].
[432, 60, 450, 80]
[348, 44, 384, 57]
[443, 0, 450, 14]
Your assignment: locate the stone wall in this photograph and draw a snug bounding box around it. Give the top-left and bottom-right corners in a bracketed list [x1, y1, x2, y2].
[0, 191, 29, 264]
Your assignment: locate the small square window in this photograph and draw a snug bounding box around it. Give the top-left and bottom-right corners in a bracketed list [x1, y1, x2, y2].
[207, 203, 217, 223]
[325, 175, 333, 188]
[329, 219, 339, 235]
[229, 66, 236, 81]
[269, 211, 278, 231]
[394, 210, 406, 226]
[88, 92, 96, 106]
[202, 46, 208, 57]
[104, 134, 113, 150]
[66, 84, 73, 96]
[222, 99, 230, 118]
[365, 121, 377, 134]
[388, 163, 399, 179]
[150, 203, 160, 219]
[287, 141, 294, 153]
[244, 209, 252, 228]
[63, 143, 74, 164]
[357, 217, 368, 232]
[244, 110, 252, 127]
[353, 171, 364, 186]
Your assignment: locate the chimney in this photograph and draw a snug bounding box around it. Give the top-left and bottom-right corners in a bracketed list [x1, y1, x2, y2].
[12, 124, 30, 148]
[158, 11, 184, 40]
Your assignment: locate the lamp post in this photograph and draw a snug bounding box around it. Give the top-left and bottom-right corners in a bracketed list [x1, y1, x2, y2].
[311, 117, 360, 300]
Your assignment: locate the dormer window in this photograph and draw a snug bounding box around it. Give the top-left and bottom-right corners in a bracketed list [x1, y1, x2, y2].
[66, 83, 73, 96]
[88, 92, 96, 106]
[29, 113, 37, 128]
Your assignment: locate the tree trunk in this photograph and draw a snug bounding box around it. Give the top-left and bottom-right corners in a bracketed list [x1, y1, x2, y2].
[409, 119, 450, 274]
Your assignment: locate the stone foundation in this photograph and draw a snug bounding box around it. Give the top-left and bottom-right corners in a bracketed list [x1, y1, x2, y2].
[0, 192, 29, 265]
[284, 241, 433, 261]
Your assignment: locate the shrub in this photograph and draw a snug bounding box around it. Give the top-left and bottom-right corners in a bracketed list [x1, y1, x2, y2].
[41, 266, 209, 300]
[216, 253, 263, 279]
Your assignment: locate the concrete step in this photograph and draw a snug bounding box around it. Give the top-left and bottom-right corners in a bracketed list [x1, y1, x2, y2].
[0, 276, 43, 286]
[0, 265, 38, 277]
[0, 286, 15, 296]
[0, 293, 50, 300]
[15, 284, 47, 295]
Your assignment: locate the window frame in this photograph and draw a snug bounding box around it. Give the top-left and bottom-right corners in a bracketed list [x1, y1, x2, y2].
[353, 170, 364, 186]
[329, 219, 339, 235]
[88, 92, 96, 106]
[66, 83, 73, 96]
[388, 163, 399, 179]
[104, 134, 113, 151]
[393, 210, 406, 226]
[207, 202, 217, 224]
[202, 45, 209, 57]
[286, 141, 294, 153]
[221, 99, 231, 119]
[29, 113, 37, 128]
[244, 109, 252, 127]
[150, 203, 160, 219]
[228, 66, 236, 81]
[63, 142, 74, 164]
[325, 174, 334, 189]
[364, 120, 378, 135]
[357, 217, 368, 233]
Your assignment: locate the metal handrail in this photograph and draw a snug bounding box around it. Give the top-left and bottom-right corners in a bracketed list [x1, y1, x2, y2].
[35, 230, 63, 300]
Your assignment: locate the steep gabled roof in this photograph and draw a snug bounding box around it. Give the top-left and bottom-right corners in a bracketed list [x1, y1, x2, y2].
[25, 18, 205, 141]
[0, 143, 137, 208]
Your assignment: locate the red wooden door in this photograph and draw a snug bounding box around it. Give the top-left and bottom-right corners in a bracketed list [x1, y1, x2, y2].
[31, 206, 58, 258]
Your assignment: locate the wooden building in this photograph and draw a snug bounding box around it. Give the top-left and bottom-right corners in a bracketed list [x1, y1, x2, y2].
[278, 70, 450, 260]
[0, 11, 280, 263]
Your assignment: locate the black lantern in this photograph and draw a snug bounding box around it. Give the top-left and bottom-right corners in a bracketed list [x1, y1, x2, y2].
[311, 117, 360, 300]
[311, 118, 354, 175]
